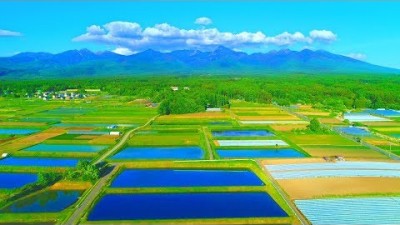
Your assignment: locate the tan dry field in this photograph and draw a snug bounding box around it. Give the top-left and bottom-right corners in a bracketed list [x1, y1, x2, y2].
[49, 181, 92, 190]
[300, 145, 387, 159]
[261, 158, 326, 165]
[318, 118, 344, 125]
[230, 107, 279, 111]
[75, 134, 99, 140]
[362, 121, 400, 126]
[233, 110, 289, 115]
[238, 115, 300, 121]
[270, 124, 308, 132]
[158, 112, 230, 119]
[0, 128, 66, 153]
[278, 177, 400, 199]
[89, 135, 118, 144]
[300, 111, 331, 116]
[364, 138, 399, 146]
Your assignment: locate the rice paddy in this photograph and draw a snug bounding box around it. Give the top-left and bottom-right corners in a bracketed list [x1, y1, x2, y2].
[88, 192, 288, 221]
[216, 140, 288, 147]
[23, 144, 109, 153]
[1, 97, 400, 224]
[0, 157, 80, 167]
[344, 112, 391, 122]
[111, 169, 265, 187]
[111, 146, 204, 160]
[217, 148, 305, 159]
[0, 173, 38, 189]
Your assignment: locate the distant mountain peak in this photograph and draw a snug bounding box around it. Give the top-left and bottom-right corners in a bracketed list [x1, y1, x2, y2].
[0, 46, 398, 78]
[213, 45, 236, 53]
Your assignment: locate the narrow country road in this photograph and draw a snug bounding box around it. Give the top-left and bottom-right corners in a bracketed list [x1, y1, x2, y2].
[62, 115, 158, 224]
[201, 127, 214, 160]
[61, 165, 120, 225]
[94, 115, 159, 164]
[257, 161, 309, 225]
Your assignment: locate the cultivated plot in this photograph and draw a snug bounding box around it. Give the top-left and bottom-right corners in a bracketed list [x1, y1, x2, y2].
[295, 197, 400, 225]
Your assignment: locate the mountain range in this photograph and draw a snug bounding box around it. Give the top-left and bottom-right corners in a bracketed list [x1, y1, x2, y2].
[0, 46, 398, 78]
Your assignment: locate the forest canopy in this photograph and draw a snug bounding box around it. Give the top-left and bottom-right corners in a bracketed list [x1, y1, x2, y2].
[1, 74, 399, 114]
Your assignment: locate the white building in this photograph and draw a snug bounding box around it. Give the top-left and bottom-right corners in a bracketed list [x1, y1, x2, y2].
[110, 131, 121, 136]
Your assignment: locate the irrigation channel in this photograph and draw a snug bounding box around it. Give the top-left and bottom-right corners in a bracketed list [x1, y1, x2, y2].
[62, 115, 159, 225]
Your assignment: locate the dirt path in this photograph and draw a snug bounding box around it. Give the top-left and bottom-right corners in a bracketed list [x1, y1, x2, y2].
[94, 115, 159, 164]
[62, 115, 158, 224]
[201, 127, 214, 160]
[257, 161, 309, 225]
[61, 165, 120, 225]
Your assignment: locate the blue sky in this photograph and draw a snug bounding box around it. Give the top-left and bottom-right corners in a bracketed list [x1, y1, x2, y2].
[0, 1, 399, 68]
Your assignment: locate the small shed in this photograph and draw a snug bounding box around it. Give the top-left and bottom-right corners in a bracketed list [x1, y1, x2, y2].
[110, 131, 121, 136]
[206, 108, 222, 112]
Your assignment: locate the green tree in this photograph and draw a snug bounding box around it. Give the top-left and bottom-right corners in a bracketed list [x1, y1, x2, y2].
[307, 118, 322, 132]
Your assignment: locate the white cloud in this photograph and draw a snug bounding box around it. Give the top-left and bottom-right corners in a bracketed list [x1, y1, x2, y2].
[309, 30, 337, 42]
[195, 17, 213, 26]
[87, 25, 105, 35]
[113, 47, 135, 56]
[347, 53, 366, 60]
[73, 21, 337, 52]
[0, 29, 22, 37]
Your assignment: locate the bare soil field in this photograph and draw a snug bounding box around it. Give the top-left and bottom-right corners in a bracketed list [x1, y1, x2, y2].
[239, 115, 300, 121]
[270, 124, 308, 132]
[278, 177, 400, 199]
[0, 128, 66, 153]
[300, 145, 387, 159]
[158, 112, 230, 119]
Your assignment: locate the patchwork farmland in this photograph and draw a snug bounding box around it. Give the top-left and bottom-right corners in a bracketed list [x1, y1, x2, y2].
[1, 97, 400, 225]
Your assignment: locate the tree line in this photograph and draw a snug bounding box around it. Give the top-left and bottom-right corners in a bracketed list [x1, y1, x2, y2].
[1, 74, 399, 114]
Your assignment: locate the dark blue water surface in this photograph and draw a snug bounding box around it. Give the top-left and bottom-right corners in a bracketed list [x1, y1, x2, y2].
[24, 144, 108, 153]
[0, 128, 39, 135]
[112, 147, 204, 160]
[212, 130, 273, 137]
[338, 126, 371, 136]
[111, 169, 264, 188]
[217, 148, 305, 158]
[0, 157, 79, 167]
[0, 191, 82, 213]
[88, 192, 288, 221]
[0, 173, 38, 189]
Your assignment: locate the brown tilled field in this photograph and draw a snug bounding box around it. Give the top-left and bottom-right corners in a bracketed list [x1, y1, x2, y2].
[278, 177, 400, 199]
